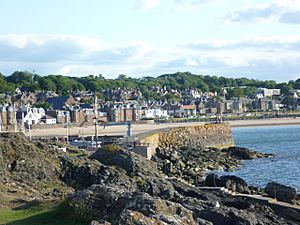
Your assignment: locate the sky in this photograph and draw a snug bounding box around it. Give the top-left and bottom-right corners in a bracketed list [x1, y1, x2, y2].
[1, 0, 300, 81]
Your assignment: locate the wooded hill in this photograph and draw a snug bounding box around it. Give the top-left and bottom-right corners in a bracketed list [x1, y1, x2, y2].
[1, 71, 299, 100]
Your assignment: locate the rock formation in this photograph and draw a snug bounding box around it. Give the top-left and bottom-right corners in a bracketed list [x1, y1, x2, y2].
[0, 132, 298, 225]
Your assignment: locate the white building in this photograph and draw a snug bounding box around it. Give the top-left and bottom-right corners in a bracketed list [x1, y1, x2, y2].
[141, 106, 169, 119]
[16, 106, 45, 125]
[257, 88, 281, 97]
[40, 115, 57, 124]
[144, 108, 168, 119]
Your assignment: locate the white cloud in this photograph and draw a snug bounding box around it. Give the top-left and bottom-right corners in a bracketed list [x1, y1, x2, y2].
[136, 0, 219, 11]
[175, 0, 220, 6]
[0, 34, 300, 81]
[226, 0, 300, 24]
[136, 0, 160, 10]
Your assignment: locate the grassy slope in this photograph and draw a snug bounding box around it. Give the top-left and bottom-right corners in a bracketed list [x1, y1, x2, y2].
[0, 202, 87, 225]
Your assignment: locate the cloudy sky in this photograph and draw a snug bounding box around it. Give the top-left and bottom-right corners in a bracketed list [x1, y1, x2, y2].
[1, 0, 300, 81]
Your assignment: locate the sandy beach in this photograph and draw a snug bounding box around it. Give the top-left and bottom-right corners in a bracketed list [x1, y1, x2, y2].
[27, 117, 300, 138]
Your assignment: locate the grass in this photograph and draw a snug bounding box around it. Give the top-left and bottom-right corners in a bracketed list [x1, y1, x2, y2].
[0, 201, 88, 225]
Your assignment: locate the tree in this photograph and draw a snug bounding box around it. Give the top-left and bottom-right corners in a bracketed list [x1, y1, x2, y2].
[38, 77, 56, 91]
[7, 71, 33, 84]
[34, 102, 52, 110]
[0, 77, 15, 93]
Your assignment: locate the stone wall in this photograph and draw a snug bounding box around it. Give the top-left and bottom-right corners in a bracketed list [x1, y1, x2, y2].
[134, 123, 234, 159]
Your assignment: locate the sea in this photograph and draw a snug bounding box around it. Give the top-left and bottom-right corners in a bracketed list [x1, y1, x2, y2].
[218, 125, 300, 192]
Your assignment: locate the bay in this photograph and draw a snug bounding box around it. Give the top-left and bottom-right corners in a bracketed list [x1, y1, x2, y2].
[219, 125, 300, 192]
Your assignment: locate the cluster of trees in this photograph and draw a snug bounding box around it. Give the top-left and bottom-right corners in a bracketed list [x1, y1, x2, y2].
[1, 71, 300, 100]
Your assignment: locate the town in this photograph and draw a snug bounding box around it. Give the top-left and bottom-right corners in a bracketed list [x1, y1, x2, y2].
[1, 71, 300, 133]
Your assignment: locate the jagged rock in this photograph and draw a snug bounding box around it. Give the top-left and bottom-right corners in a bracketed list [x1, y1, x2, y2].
[265, 182, 297, 203]
[60, 154, 134, 190]
[226, 146, 273, 160]
[70, 184, 199, 225]
[117, 210, 166, 225]
[196, 208, 258, 225]
[1, 133, 298, 225]
[280, 209, 300, 223]
[224, 200, 253, 210]
[0, 133, 62, 184]
[141, 177, 175, 199]
[91, 145, 162, 177]
[153, 145, 269, 186]
[205, 174, 251, 194]
[220, 175, 249, 193]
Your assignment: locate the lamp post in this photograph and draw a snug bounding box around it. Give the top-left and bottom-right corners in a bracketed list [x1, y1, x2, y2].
[94, 116, 98, 147]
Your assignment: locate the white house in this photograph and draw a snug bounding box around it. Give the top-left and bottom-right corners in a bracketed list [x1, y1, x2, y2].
[16, 106, 45, 125]
[40, 115, 57, 124]
[140, 103, 169, 119]
[143, 107, 168, 119]
[16, 110, 39, 125]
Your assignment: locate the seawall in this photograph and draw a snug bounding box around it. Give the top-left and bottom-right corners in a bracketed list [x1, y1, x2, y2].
[134, 123, 234, 159]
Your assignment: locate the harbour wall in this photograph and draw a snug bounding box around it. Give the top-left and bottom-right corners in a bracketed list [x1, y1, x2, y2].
[133, 123, 234, 159]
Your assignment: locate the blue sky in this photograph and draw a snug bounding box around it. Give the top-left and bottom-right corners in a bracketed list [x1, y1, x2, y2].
[1, 0, 300, 81]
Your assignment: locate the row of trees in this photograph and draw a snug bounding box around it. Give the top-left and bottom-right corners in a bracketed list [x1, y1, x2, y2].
[1, 71, 300, 100]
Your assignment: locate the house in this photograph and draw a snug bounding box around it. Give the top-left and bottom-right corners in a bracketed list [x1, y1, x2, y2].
[256, 88, 281, 97]
[16, 108, 42, 125]
[0, 104, 17, 131]
[141, 105, 168, 119]
[36, 91, 58, 102]
[101, 102, 141, 122]
[163, 103, 196, 118]
[46, 96, 77, 110]
[46, 110, 70, 124]
[252, 97, 277, 111]
[204, 100, 219, 114]
[13, 92, 37, 106]
[15, 87, 21, 94]
[40, 115, 57, 124]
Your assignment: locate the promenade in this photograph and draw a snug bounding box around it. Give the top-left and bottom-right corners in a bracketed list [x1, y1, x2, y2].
[27, 117, 300, 138]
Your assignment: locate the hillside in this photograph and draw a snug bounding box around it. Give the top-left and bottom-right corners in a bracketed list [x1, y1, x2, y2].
[1, 71, 300, 98]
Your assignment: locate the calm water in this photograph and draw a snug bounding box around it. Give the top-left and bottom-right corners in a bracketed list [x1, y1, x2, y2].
[219, 125, 300, 191]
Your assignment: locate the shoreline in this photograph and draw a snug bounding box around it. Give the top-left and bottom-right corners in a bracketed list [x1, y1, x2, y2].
[228, 117, 300, 128]
[27, 117, 300, 137]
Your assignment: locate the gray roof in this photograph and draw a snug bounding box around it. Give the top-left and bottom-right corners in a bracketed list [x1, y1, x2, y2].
[47, 96, 70, 110]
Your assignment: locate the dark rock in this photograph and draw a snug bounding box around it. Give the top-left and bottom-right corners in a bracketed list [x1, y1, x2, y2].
[70, 184, 199, 225]
[171, 180, 209, 201]
[1, 133, 298, 225]
[226, 146, 272, 160]
[204, 174, 251, 194]
[117, 210, 165, 225]
[224, 200, 253, 210]
[220, 175, 249, 193]
[91, 145, 162, 177]
[265, 182, 297, 203]
[280, 209, 300, 223]
[197, 208, 259, 225]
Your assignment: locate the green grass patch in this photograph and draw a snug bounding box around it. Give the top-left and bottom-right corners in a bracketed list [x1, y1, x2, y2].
[0, 201, 88, 225]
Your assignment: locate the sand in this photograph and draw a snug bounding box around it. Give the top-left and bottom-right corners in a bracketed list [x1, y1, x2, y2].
[27, 117, 300, 138]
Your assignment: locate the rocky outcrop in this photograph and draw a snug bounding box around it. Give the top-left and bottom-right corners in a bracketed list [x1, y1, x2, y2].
[152, 145, 271, 186]
[1, 133, 298, 225]
[226, 146, 273, 159]
[69, 146, 298, 225]
[70, 184, 200, 225]
[204, 174, 258, 194]
[265, 182, 297, 203]
[0, 133, 61, 184]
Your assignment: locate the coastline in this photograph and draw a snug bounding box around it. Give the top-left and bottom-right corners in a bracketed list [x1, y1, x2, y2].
[228, 117, 300, 128]
[28, 117, 300, 137]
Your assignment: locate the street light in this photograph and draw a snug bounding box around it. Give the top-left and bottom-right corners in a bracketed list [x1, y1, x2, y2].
[94, 116, 98, 147]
